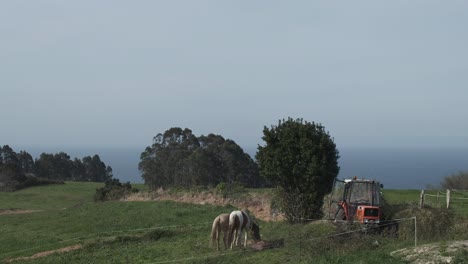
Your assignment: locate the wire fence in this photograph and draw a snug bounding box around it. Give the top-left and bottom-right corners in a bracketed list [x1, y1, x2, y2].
[422, 189, 468, 213]
[1, 217, 417, 263]
[0, 221, 213, 259]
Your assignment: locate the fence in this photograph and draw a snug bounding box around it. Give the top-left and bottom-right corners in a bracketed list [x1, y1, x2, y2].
[420, 189, 468, 212]
[1, 217, 418, 264]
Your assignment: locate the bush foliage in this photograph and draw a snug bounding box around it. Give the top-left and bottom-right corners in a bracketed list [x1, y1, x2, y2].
[441, 171, 468, 190]
[94, 179, 137, 202]
[395, 206, 454, 241]
[256, 118, 340, 223]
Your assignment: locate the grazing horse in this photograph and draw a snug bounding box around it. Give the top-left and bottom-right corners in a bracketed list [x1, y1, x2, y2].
[210, 213, 230, 250]
[227, 210, 261, 248]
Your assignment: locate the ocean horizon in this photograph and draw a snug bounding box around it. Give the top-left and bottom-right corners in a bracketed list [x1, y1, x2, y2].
[15, 146, 468, 190]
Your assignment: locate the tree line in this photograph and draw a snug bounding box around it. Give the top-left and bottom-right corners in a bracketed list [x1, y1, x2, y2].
[0, 145, 113, 191]
[139, 120, 341, 223]
[139, 127, 263, 190]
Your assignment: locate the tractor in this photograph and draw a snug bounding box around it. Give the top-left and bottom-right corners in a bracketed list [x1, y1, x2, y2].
[328, 177, 382, 225]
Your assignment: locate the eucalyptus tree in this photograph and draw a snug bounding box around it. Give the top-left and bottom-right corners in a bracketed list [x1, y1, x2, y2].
[139, 128, 259, 189]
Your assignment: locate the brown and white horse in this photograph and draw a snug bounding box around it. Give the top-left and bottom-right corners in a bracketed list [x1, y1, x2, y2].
[210, 213, 230, 250]
[227, 210, 261, 248]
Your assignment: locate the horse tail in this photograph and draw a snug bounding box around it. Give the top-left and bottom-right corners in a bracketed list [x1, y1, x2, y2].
[210, 216, 220, 247]
[227, 214, 237, 248]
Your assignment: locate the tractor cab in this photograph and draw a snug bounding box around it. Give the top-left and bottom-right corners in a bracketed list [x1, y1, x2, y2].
[329, 177, 382, 224]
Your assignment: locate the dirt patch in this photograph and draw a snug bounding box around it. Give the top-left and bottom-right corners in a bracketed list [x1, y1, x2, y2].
[391, 240, 468, 264]
[250, 239, 285, 251]
[123, 191, 284, 222]
[4, 245, 82, 263]
[0, 209, 42, 216]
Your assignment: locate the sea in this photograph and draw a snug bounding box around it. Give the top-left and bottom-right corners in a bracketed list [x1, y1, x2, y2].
[20, 146, 468, 190]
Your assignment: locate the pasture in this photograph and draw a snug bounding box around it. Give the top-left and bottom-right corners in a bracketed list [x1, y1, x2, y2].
[0, 183, 466, 263]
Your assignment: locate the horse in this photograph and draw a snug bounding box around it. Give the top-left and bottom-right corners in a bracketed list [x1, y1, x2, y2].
[210, 213, 230, 250]
[227, 210, 261, 248]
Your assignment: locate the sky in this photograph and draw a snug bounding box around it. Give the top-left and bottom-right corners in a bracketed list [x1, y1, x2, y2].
[2, 1, 468, 151]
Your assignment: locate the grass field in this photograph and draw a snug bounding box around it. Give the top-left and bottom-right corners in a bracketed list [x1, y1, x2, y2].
[0, 183, 466, 263]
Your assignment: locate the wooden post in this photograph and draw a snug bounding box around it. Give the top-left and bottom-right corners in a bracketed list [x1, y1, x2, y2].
[414, 216, 417, 247]
[446, 189, 451, 209]
[419, 190, 425, 209]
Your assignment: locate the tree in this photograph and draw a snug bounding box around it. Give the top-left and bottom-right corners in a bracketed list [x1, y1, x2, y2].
[139, 127, 199, 188]
[34, 153, 69, 180]
[0, 146, 29, 191]
[35, 152, 112, 182]
[256, 118, 340, 223]
[441, 171, 468, 190]
[139, 128, 260, 189]
[196, 134, 260, 187]
[0, 165, 27, 192]
[82, 155, 112, 182]
[0, 145, 20, 169]
[17, 151, 34, 174]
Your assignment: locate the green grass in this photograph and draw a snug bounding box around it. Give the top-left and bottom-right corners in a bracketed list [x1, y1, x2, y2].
[382, 189, 468, 217]
[0, 182, 103, 210]
[1, 184, 466, 263]
[382, 189, 421, 205]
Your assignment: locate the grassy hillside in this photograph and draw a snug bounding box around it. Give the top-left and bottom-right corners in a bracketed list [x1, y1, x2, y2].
[0, 182, 103, 211]
[0, 183, 466, 263]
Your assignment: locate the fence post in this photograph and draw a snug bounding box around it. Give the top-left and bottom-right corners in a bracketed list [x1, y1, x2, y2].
[414, 216, 417, 247]
[446, 189, 451, 209]
[419, 190, 425, 209]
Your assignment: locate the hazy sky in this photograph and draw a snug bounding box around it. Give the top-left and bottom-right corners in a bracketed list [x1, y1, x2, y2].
[2, 1, 468, 150]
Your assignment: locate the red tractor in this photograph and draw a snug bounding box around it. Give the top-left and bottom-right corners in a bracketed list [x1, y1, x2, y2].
[329, 177, 382, 225]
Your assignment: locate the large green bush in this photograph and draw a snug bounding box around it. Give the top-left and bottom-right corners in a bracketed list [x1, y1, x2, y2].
[256, 118, 340, 223]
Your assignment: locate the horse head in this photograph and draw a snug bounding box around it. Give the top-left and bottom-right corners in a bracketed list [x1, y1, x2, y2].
[250, 222, 261, 242]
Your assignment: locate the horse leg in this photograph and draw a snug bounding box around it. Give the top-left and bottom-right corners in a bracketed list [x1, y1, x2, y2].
[222, 230, 227, 250]
[232, 229, 236, 248]
[234, 229, 239, 247]
[237, 230, 242, 247]
[216, 227, 220, 251]
[244, 230, 248, 247]
[228, 229, 236, 249]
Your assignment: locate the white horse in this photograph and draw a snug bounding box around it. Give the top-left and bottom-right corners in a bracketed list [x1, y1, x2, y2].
[227, 210, 260, 248]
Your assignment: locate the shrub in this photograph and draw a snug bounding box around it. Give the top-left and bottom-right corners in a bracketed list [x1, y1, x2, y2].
[271, 186, 316, 223]
[18, 175, 64, 189]
[94, 179, 137, 202]
[215, 182, 246, 199]
[441, 171, 468, 190]
[453, 248, 468, 264]
[395, 205, 454, 241]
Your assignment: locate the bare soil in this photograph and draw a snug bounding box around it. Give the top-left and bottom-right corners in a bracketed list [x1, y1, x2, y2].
[0, 209, 42, 216]
[122, 190, 284, 221]
[250, 239, 285, 251]
[4, 245, 82, 263]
